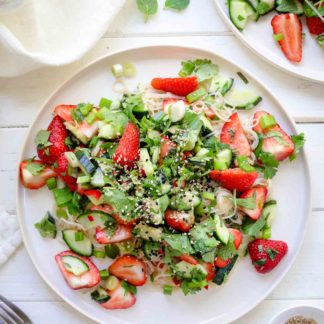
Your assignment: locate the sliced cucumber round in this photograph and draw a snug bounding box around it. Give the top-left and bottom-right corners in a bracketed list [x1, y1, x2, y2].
[229, 0, 258, 31]
[263, 200, 277, 226]
[225, 90, 262, 110]
[62, 230, 93, 257]
[61, 255, 89, 276]
[77, 212, 114, 231]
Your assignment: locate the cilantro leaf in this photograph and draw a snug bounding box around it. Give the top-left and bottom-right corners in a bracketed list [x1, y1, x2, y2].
[290, 133, 305, 161]
[217, 235, 238, 260]
[266, 248, 278, 261]
[121, 280, 137, 295]
[136, 0, 158, 22]
[276, 0, 302, 14]
[35, 130, 51, 149]
[258, 151, 279, 179]
[26, 160, 45, 176]
[263, 165, 278, 179]
[266, 131, 289, 147]
[165, 0, 190, 11]
[236, 155, 255, 172]
[242, 213, 266, 237]
[236, 195, 256, 210]
[163, 233, 194, 254]
[195, 63, 219, 82]
[34, 212, 57, 238]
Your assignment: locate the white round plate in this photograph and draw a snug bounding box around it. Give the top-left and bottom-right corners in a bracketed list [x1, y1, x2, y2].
[214, 2, 324, 83]
[17, 45, 311, 324]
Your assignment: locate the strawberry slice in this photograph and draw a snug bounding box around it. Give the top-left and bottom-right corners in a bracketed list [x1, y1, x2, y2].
[54, 104, 76, 122]
[229, 228, 243, 249]
[306, 17, 324, 35]
[209, 168, 258, 192]
[239, 187, 268, 220]
[37, 116, 68, 164]
[112, 122, 140, 169]
[179, 254, 198, 265]
[83, 190, 104, 205]
[220, 113, 251, 156]
[95, 225, 133, 244]
[271, 14, 302, 63]
[214, 257, 231, 268]
[248, 239, 288, 274]
[202, 262, 216, 281]
[109, 255, 147, 286]
[253, 111, 295, 161]
[164, 209, 195, 232]
[54, 152, 77, 191]
[100, 282, 136, 310]
[20, 160, 56, 190]
[159, 135, 176, 164]
[151, 76, 198, 96]
[55, 250, 100, 289]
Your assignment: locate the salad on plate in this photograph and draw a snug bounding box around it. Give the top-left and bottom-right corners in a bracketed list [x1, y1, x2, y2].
[20, 59, 305, 310]
[227, 0, 324, 62]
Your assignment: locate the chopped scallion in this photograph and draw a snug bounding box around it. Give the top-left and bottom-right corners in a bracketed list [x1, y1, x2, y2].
[86, 112, 96, 125]
[122, 62, 136, 78]
[260, 114, 276, 130]
[99, 269, 109, 280]
[163, 285, 173, 295]
[93, 250, 106, 258]
[273, 33, 284, 42]
[99, 97, 112, 108]
[186, 87, 207, 103]
[112, 64, 124, 78]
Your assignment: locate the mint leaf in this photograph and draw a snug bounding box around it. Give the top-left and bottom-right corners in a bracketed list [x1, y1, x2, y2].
[136, 0, 158, 22]
[35, 130, 51, 149]
[165, 0, 190, 10]
[290, 133, 305, 161]
[26, 160, 45, 176]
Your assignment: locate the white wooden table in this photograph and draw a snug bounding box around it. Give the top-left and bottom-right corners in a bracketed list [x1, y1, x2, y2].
[0, 1, 323, 323]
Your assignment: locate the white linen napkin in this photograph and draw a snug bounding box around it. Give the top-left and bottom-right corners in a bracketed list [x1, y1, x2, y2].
[0, 207, 21, 266]
[0, 0, 126, 77]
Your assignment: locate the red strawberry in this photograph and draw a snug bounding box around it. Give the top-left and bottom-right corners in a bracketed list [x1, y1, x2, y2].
[229, 228, 243, 250]
[54, 104, 76, 122]
[220, 113, 251, 156]
[112, 122, 140, 168]
[151, 76, 198, 96]
[209, 168, 258, 192]
[55, 250, 100, 289]
[253, 111, 295, 161]
[164, 209, 194, 232]
[37, 116, 68, 164]
[20, 160, 56, 190]
[239, 187, 268, 220]
[54, 153, 77, 191]
[95, 225, 133, 244]
[214, 257, 231, 268]
[306, 17, 324, 35]
[271, 14, 302, 63]
[100, 282, 136, 310]
[159, 136, 176, 164]
[202, 262, 216, 281]
[109, 255, 147, 286]
[179, 254, 198, 265]
[248, 239, 288, 274]
[90, 204, 114, 214]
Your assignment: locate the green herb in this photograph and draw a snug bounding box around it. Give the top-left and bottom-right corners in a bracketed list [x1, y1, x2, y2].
[35, 130, 51, 149]
[99, 97, 112, 108]
[99, 269, 109, 280]
[237, 71, 249, 84]
[253, 258, 267, 266]
[258, 151, 279, 179]
[273, 33, 284, 42]
[165, 0, 190, 10]
[163, 285, 173, 295]
[56, 209, 68, 219]
[178, 59, 218, 81]
[236, 155, 255, 172]
[236, 195, 256, 210]
[53, 187, 73, 207]
[105, 244, 120, 259]
[64, 136, 74, 149]
[289, 133, 305, 161]
[257, 2, 270, 14]
[93, 250, 106, 258]
[276, 0, 302, 14]
[243, 213, 266, 237]
[26, 160, 45, 176]
[91, 287, 110, 304]
[217, 235, 238, 260]
[121, 280, 137, 295]
[136, 0, 158, 22]
[266, 131, 289, 147]
[34, 212, 57, 238]
[317, 35, 324, 47]
[162, 233, 194, 254]
[237, 15, 244, 21]
[266, 248, 278, 261]
[46, 178, 56, 191]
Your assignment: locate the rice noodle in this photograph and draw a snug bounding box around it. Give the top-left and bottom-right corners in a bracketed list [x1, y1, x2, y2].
[215, 188, 235, 217]
[113, 79, 129, 94]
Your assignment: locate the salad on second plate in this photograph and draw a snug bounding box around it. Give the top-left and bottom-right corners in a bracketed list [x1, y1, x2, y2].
[20, 59, 305, 310]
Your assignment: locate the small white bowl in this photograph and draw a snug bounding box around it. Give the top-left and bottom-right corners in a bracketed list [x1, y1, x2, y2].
[270, 305, 324, 324]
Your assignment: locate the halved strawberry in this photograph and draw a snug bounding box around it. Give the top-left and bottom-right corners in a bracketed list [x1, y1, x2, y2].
[253, 111, 295, 161]
[159, 135, 176, 164]
[54, 105, 76, 122]
[179, 254, 198, 265]
[306, 17, 324, 35]
[209, 168, 258, 192]
[109, 255, 147, 286]
[164, 209, 194, 232]
[37, 116, 68, 164]
[20, 160, 56, 190]
[84, 190, 104, 205]
[248, 239, 288, 274]
[229, 228, 243, 249]
[220, 113, 251, 156]
[214, 257, 231, 269]
[271, 14, 302, 63]
[54, 152, 77, 191]
[202, 262, 216, 281]
[239, 186, 268, 220]
[55, 250, 100, 289]
[112, 122, 140, 169]
[100, 282, 136, 310]
[151, 76, 198, 96]
[95, 225, 133, 244]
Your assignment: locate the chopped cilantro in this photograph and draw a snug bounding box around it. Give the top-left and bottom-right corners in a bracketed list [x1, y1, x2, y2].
[35, 130, 51, 149]
[26, 160, 45, 176]
[236, 155, 255, 172]
[121, 280, 137, 295]
[34, 212, 57, 238]
[290, 133, 305, 161]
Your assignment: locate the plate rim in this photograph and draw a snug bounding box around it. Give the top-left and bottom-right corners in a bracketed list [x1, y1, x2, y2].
[213, 1, 324, 84]
[16, 44, 312, 324]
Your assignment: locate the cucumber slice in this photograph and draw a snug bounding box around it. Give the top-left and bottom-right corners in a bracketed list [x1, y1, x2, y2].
[263, 200, 277, 226]
[65, 152, 80, 168]
[61, 255, 89, 276]
[174, 261, 207, 279]
[257, 0, 275, 15]
[64, 122, 89, 144]
[214, 215, 230, 244]
[225, 90, 262, 110]
[229, 0, 258, 31]
[209, 75, 234, 95]
[91, 168, 105, 187]
[62, 230, 93, 257]
[276, 0, 303, 14]
[139, 148, 154, 177]
[77, 212, 114, 230]
[246, 0, 258, 10]
[214, 148, 232, 170]
[135, 223, 163, 242]
[98, 124, 120, 139]
[75, 150, 96, 174]
[213, 255, 238, 285]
